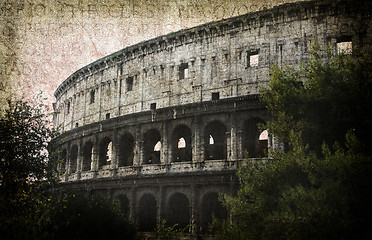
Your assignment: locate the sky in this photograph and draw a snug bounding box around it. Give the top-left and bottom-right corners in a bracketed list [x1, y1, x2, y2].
[0, 0, 298, 112]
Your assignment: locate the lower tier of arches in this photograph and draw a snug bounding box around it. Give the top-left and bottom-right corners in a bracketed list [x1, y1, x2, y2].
[58, 170, 237, 235]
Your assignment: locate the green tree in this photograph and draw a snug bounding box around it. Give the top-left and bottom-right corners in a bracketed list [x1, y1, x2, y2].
[43, 192, 137, 240]
[0, 99, 137, 240]
[153, 219, 190, 240]
[0, 98, 60, 239]
[212, 47, 372, 239]
[260, 44, 372, 154]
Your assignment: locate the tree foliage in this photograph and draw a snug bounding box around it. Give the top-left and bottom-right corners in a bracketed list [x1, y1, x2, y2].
[0, 99, 137, 239]
[260, 44, 372, 154]
[0, 98, 60, 239]
[212, 47, 372, 240]
[43, 192, 137, 240]
[0, 98, 59, 193]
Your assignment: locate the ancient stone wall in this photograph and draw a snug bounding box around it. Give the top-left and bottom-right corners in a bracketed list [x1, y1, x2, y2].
[54, 0, 371, 132]
[54, 0, 372, 236]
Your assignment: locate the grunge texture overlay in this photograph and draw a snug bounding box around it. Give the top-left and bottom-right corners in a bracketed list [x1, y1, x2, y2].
[0, 0, 298, 111]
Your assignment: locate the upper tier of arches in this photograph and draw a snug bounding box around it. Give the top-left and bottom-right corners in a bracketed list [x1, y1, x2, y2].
[53, 0, 366, 132]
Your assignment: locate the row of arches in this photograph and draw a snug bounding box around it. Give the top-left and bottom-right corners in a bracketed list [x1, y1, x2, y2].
[59, 118, 269, 173]
[115, 191, 227, 233]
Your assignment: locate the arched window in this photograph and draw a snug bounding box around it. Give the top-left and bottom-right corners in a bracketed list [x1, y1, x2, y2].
[201, 192, 228, 233]
[82, 141, 93, 171]
[166, 193, 190, 230]
[99, 137, 112, 168]
[242, 118, 268, 158]
[59, 148, 67, 171]
[119, 133, 135, 167]
[172, 125, 192, 162]
[257, 129, 268, 157]
[204, 121, 227, 160]
[178, 137, 186, 148]
[154, 141, 162, 152]
[259, 129, 268, 140]
[138, 194, 157, 232]
[70, 145, 78, 173]
[144, 129, 161, 164]
[115, 194, 130, 216]
[209, 135, 214, 145]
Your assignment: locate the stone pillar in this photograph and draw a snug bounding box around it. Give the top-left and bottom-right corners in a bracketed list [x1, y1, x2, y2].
[161, 121, 170, 164]
[237, 130, 243, 160]
[230, 112, 237, 161]
[132, 188, 138, 226]
[192, 115, 203, 163]
[158, 186, 165, 228]
[226, 130, 232, 161]
[191, 184, 199, 234]
[66, 142, 71, 181]
[112, 129, 119, 176]
[77, 139, 83, 180]
[70, 96, 75, 130]
[92, 136, 100, 178]
[136, 126, 143, 167]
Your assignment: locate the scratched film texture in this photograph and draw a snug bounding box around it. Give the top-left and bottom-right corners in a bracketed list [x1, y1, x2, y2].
[0, 0, 298, 112]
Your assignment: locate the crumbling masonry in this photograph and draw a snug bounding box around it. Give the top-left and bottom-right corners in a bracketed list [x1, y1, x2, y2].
[53, 0, 372, 235]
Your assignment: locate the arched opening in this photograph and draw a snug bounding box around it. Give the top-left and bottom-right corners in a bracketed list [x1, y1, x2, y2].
[70, 145, 78, 173]
[82, 141, 93, 171]
[59, 148, 67, 171]
[201, 192, 228, 233]
[116, 194, 130, 216]
[242, 118, 268, 158]
[138, 194, 157, 232]
[166, 193, 190, 230]
[144, 129, 161, 164]
[119, 133, 134, 167]
[204, 121, 227, 160]
[172, 125, 192, 162]
[258, 129, 269, 157]
[99, 137, 112, 168]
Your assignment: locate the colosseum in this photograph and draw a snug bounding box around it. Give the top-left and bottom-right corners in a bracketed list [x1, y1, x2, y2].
[53, 0, 371, 236]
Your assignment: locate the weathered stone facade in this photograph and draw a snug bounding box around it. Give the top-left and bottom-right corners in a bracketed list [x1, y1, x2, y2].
[53, 0, 371, 236]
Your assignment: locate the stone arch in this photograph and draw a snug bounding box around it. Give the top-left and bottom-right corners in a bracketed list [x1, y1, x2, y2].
[115, 194, 130, 216]
[166, 192, 190, 230]
[119, 133, 135, 167]
[242, 118, 268, 158]
[171, 125, 192, 162]
[99, 137, 112, 168]
[138, 194, 157, 232]
[82, 141, 93, 171]
[200, 192, 228, 233]
[70, 145, 78, 173]
[144, 129, 161, 164]
[204, 121, 227, 160]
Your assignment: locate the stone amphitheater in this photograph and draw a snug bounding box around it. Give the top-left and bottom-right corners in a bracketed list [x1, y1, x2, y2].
[53, 0, 371, 236]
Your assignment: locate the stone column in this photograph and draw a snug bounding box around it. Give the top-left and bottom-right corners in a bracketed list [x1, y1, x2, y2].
[131, 188, 138, 226]
[66, 142, 71, 180]
[226, 130, 232, 161]
[161, 121, 170, 164]
[135, 125, 144, 175]
[112, 129, 119, 176]
[237, 130, 243, 160]
[77, 139, 83, 180]
[158, 186, 165, 228]
[92, 135, 100, 178]
[192, 115, 203, 163]
[230, 112, 237, 162]
[191, 184, 199, 234]
[132, 127, 141, 167]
